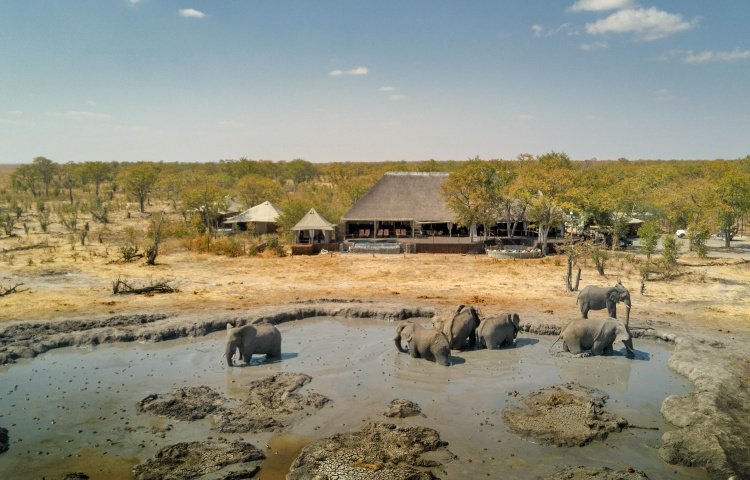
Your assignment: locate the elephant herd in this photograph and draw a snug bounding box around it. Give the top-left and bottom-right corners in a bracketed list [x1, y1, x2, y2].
[224, 281, 634, 367]
[394, 281, 635, 366]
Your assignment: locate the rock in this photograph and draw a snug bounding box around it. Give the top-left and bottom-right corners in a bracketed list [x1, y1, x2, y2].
[545, 465, 649, 479]
[384, 399, 423, 418]
[0, 427, 8, 454]
[288, 422, 454, 480]
[502, 383, 628, 447]
[133, 440, 264, 480]
[137, 386, 224, 421]
[215, 372, 331, 434]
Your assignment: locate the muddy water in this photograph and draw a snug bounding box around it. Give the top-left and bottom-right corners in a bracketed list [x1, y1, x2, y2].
[0, 316, 708, 480]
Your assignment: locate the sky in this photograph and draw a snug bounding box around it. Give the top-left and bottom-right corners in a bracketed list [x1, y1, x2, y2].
[1, 0, 748, 164]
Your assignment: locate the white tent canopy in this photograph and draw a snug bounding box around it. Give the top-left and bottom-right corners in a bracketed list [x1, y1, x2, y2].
[224, 201, 281, 234]
[291, 208, 336, 244]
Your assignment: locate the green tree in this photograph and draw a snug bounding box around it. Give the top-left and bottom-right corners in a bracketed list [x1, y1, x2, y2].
[516, 152, 575, 255]
[120, 163, 158, 213]
[715, 172, 750, 247]
[638, 220, 660, 260]
[79, 162, 113, 198]
[32, 157, 57, 198]
[441, 158, 503, 241]
[236, 174, 284, 207]
[11, 164, 40, 197]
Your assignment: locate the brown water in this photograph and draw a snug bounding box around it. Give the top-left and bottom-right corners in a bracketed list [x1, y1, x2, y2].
[0, 316, 708, 480]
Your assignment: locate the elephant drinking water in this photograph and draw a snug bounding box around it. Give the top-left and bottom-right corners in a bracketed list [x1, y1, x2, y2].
[225, 323, 282, 366]
[557, 317, 634, 356]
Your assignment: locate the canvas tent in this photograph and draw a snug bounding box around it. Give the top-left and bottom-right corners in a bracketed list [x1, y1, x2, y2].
[224, 201, 281, 234]
[291, 208, 336, 244]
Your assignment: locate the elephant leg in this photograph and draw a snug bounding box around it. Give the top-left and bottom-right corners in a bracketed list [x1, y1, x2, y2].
[565, 340, 583, 355]
[603, 345, 614, 355]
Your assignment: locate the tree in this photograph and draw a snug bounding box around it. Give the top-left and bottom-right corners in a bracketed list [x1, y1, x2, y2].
[715, 172, 750, 247]
[236, 174, 284, 207]
[59, 162, 81, 204]
[516, 152, 575, 255]
[11, 164, 40, 197]
[32, 157, 57, 197]
[441, 158, 503, 242]
[638, 220, 660, 260]
[79, 162, 113, 198]
[120, 163, 158, 213]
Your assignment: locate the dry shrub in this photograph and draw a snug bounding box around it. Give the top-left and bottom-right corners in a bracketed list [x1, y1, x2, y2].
[184, 235, 244, 257]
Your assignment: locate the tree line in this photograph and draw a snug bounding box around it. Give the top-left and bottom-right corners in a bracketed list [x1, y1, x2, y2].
[2, 154, 749, 251]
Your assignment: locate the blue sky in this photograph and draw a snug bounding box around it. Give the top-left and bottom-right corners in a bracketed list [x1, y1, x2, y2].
[1, 0, 748, 164]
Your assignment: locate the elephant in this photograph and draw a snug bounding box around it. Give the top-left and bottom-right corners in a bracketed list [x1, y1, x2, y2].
[433, 304, 481, 350]
[556, 317, 634, 356]
[477, 312, 520, 349]
[394, 322, 451, 366]
[577, 280, 631, 324]
[225, 322, 282, 366]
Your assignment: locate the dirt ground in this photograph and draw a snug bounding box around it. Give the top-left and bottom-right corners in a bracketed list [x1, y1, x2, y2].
[0, 215, 749, 479]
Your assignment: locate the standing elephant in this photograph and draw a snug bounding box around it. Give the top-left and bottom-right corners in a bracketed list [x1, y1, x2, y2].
[477, 313, 520, 349]
[557, 317, 634, 356]
[433, 304, 481, 350]
[577, 281, 631, 324]
[394, 322, 451, 366]
[225, 322, 282, 367]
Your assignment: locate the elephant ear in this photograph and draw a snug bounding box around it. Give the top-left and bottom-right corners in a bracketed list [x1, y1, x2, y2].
[470, 307, 481, 327]
[608, 289, 619, 305]
[512, 313, 521, 333]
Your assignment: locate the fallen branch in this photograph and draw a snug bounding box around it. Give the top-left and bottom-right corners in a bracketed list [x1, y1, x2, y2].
[0, 243, 51, 253]
[0, 282, 27, 297]
[112, 277, 177, 295]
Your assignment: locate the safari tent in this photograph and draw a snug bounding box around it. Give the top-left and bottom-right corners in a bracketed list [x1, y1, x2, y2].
[223, 200, 281, 234]
[291, 208, 336, 244]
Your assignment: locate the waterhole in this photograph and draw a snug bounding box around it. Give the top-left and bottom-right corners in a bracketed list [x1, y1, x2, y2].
[0, 316, 708, 479]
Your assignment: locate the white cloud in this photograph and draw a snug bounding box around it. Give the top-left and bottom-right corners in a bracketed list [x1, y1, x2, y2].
[7, 110, 23, 116]
[579, 41, 609, 51]
[128, 0, 141, 5]
[683, 49, 750, 64]
[586, 7, 695, 40]
[531, 23, 579, 38]
[179, 8, 205, 19]
[378, 86, 395, 92]
[329, 66, 369, 76]
[66, 111, 112, 121]
[570, 0, 634, 12]
[389, 95, 405, 101]
[653, 88, 675, 102]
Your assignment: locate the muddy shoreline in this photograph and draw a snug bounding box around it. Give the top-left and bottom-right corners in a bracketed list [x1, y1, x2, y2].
[0, 300, 747, 479]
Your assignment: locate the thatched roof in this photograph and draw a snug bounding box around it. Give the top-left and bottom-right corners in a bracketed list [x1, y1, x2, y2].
[291, 208, 335, 231]
[342, 172, 454, 223]
[224, 201, 281, 224]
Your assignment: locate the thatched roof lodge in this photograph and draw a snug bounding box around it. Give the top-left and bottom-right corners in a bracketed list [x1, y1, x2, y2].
[224, 201, 281, 234]
[341, 172, 456, 238]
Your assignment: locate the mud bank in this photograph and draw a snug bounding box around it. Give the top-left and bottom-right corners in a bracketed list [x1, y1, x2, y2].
[0, 301, 435, 365]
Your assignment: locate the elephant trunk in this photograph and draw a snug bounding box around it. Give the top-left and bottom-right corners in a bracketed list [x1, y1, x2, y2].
[394, 335, 408, 353]
[225, 342, 236, 366]
[624, 337, 634, 354]
[624, 300, 631, 328]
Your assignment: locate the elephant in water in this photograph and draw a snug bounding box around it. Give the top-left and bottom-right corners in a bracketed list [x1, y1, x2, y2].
[477, 313, 520, 349]
[433, 304, 481, 350]
[556, 317, 634, 356]
[394, 322, 451, 366]
[225, 322, 281, 366]
[577, 280, 631, 325]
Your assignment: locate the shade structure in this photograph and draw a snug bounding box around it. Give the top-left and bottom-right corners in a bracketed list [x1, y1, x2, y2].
[291, 208, 336, 244]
